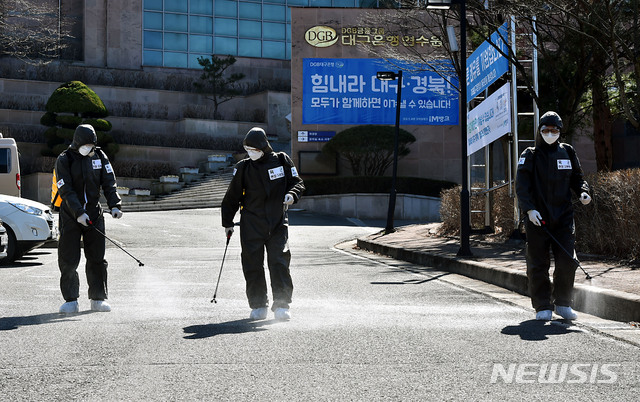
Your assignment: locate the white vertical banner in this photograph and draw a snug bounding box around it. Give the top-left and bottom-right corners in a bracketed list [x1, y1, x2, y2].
[466, 82, 512, 156]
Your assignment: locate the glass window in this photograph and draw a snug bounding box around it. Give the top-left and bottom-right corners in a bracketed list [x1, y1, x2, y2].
[165, 13, 188, 32]
[189, 54, 210, 69]
[190, 15, 212, 34]
[191, 0, 213, 15]
[333, 0, 356, 6]
[215, 0, 237, 17]
[164, 32, 188, 51]
[144, 31, 163, 49]
[263, 41, 285, 59]
[239, 20, 261, 39]
[309, 0, 332, 6]
[288, 0, 309, 5]
[164, 52, 188, 68]
[239, 2, 261, 19]
[215, 18, 237, 36]
[286, 23, 291, 41]
[239, 39, 261, 57]
[286, 7, 291, 23]
[144, 12, 162, 30]
[165, 0, 188, 13]
[144, 50, 163, 66]
[266, 0, 286, 4]
[190, 35, 213, 53]
[286, 43, 291, 60]
[0, 149, 10, 173]
[215, 37, 238, 56]
[263, 4, 285, 21]
[263, 22, 285, 40]
[143, 0, 162, 11]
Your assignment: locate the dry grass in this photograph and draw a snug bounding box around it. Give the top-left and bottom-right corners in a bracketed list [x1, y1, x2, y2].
[440, 168, 640, 260]
[575, 168, 640, 261]
[439, 184, 516, 240]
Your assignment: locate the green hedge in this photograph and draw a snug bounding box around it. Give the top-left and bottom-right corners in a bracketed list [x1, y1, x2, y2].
[303, 176, 457, 198]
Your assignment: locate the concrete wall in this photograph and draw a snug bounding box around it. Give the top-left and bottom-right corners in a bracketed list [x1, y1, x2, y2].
[0, 78, 287, 139]
[296, 193, 441, 221]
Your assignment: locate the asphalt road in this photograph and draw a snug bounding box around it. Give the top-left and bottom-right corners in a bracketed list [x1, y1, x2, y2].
[1, 208, 639, 401]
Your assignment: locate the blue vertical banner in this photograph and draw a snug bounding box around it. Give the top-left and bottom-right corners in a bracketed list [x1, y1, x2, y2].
[466, 22, 509, 101]
[303, 58, 459, 125]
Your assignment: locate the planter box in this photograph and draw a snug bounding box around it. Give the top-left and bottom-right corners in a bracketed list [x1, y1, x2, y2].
[159, 175, 179, 183]
[179, 167, 199, 174]
[117, 187, 130, 195]
[131, 188, 151, 196]
[208, 154, 226, 162]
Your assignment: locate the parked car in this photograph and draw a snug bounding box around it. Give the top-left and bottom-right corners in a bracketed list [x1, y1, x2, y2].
[0, 137, 21, 197]
[0, 194, 58, 263]
[0, 218, 8, 261]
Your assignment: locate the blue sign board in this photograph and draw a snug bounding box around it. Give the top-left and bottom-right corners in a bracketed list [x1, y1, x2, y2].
[297, 130, 335, 142]
[303, 58, 459, 125]
[466, 22, 509, 101]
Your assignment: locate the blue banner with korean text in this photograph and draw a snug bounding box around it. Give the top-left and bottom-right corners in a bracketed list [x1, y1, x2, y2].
[466, 22, 509, 101]
[302, 58, 459, 125]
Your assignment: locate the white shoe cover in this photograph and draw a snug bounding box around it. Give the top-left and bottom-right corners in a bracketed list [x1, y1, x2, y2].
[59, 301, 79, 314]
[90, 300, 111, 312]
[536, 309, 552, 321]
[274, 308, 291, 321]
[249, 307, 268, 320]
[555, 305, 577, 320]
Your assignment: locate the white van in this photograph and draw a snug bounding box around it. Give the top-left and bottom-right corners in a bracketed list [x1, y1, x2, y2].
[0, 136, 21, 197]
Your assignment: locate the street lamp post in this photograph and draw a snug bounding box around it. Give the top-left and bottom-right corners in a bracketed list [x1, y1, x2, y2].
[376, 70, 403, 235]
[427, 0, 472, 256]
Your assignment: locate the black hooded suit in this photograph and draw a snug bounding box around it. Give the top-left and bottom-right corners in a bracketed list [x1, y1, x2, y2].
[516, 130, 589, 312]
[55, 125, 121, 302]
[221, 129, 305, 310]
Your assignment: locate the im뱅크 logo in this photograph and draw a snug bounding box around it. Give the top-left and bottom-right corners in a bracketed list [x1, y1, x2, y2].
[305, 26, 338, 47]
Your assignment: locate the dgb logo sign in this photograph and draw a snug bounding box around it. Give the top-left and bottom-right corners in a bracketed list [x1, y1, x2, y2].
[305, 26, 338, 48]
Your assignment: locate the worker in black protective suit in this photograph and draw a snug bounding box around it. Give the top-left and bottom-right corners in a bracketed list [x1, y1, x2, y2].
[221, 127, 305, 321]
[55, 124, 122, 314]
[516, 111, 591, 321]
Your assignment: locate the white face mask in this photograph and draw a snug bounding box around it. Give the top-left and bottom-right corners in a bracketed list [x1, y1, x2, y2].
[540, 125, 560, 145]
[541, 133, 560, 145]
[245, 147, 264, 161]
[79, 144, 95, 156]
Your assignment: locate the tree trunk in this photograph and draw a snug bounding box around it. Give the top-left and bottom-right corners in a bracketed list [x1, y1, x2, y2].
[591, 75, 613, 172]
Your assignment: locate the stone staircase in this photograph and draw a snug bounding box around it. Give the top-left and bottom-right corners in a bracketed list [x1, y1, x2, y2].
[122, 172, 233, 212]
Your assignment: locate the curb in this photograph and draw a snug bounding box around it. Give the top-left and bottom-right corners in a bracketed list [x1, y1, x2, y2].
[357, 236, 640, 323]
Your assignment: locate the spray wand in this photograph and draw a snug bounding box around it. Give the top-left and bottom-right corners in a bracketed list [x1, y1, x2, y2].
[540, 220, 592, 280]
[89, 221, 145, 267]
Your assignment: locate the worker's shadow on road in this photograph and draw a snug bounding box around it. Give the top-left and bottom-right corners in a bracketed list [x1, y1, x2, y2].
[501, 319, 582, 341]
[183, 318, 276, 339]
[0, 311, 93, 331]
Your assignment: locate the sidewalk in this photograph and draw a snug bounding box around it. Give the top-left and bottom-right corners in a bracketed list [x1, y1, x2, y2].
[357, 223, 640, 323]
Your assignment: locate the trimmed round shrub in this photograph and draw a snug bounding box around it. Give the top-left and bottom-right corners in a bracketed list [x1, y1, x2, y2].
[40, 112, 57, 127]
[45, 81, 108, 117]
[83, 118, 112, 132]
[55, 115, 83, 128]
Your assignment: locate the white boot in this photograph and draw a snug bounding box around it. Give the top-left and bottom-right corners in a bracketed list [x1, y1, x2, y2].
[59, 301, 79, 314]
[249, 307, 268, 320]
[90, 300, 111, 312]
[274, 308, 291, 321]
[535, 309, 552, 321]
[555, 305, 577, 320]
